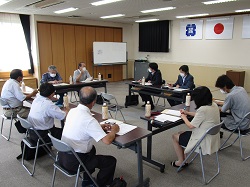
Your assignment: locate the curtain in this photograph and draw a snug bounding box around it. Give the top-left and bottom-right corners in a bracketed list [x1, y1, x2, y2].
[19, 14, 34, 74]
[0, 13, 30, 71]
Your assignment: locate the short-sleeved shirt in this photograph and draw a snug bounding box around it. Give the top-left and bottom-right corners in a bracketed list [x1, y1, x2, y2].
[185, 102, 220, 155]
[73, 69, 91, 82]
[61, 104, 106, 153]
[221, 86, 250, 130]
[28, 94, 66, 130]
[1, 79, 26, 108]
[40, 72, 63, 84]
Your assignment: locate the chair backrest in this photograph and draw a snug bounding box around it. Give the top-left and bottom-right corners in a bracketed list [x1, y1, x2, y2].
[0, 97, 11, 108]
[17, 115, 33, 129]
[101, 92, 115, 101]
[48, 133, 72, 153]
[238, 112, 250, 128]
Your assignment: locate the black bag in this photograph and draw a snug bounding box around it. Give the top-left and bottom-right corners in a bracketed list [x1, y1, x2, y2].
[14, 120, 26, 134]
[125, 95, 139, 107]
[17, 140, 50, 160]
[110, 177, 127, 187]
[96, 94, 103, 105]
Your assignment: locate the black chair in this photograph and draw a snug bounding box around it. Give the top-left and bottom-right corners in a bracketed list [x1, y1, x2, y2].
[48, 133, 99, 187]
[17, 115, 55, 176]
[155, 80, 167, 107]
[220, 112, 250, 161]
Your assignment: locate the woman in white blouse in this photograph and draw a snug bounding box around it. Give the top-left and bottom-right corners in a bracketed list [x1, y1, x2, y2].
[171, 86, 220, 168]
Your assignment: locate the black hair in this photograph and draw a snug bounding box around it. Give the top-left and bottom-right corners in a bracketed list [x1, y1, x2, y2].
[179, 65, 189, 74]
[10, 69, 23, 80]
[149, 62, 158, 71]
[215, 75, 235, 89]
[79, 87, 97, 105]
[191, 86, 212, 109]
[78, 62, 85, 69]
[40, 83, 55, 97]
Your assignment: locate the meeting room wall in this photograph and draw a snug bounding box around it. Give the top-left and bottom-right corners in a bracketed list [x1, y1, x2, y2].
[132, 15, 250, 92]
[31, 15, 135, 82]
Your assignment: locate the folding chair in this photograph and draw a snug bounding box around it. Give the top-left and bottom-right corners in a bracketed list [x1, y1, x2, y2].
[101, 92, 126, 122]
[0, 97, 17, 141]
[17, 115, 55, 176]
[177, 122, 223, 184]
[70, 91, 79, 103]
[220, 112, 250, 161]
[154, 80, 167, 107]
[48, 133, 99, 187]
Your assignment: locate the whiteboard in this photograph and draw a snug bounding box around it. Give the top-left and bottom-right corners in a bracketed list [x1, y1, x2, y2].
[93, 42, 127, 64]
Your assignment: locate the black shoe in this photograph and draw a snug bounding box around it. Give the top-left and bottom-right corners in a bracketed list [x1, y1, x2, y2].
[220, 131, 223, 139]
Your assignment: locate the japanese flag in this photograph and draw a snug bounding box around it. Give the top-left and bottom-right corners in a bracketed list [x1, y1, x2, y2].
[205, 17, 234, 39]
[180, 20, 203, 40]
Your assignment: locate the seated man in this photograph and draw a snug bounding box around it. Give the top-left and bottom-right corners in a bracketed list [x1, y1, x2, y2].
[1, 69, 38, 118]
[215, 75, 250, 131]
[73, 62, 92, 82]
[59, 86, 119, 187]
[28, 83, 67, 142]
[139, 62, 162, 110]
[167, 65, 195, 106]
[40, 65, 64, 106]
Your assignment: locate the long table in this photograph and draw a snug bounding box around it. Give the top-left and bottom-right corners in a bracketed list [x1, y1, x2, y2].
[127, 82, 191, 106]
[54, 80, 108, 94]
[62, 104, 151, 187]
[140, 101, 196, 173]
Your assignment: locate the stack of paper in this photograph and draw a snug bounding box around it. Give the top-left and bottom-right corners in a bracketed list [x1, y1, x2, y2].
[100, 119, 137, 136]
[161, 109, 181, 117]
[174, 88, 189, 92]
[53, 83, 70, 86]
[154, 114, 181, 123]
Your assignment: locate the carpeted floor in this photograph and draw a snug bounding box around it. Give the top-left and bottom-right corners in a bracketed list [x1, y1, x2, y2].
[0, 81, 249, 187]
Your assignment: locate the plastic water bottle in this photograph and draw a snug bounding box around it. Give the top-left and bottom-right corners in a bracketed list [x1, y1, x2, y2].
[69, 75, 73, 84]
[185, 93, 191, 107]
[141, 77, 145, 85]
[102, 103, 108, 120]
[63, 93, 69, 108]
[21, 81, 26, 92]
[98, 73, 102, 81]
[145, 101, 151, 117]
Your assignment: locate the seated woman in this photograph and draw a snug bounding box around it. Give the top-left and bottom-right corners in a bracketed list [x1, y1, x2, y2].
[171, 86, 220, 167]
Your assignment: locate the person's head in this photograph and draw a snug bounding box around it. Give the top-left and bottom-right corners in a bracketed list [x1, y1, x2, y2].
[191, 86, 212, 109]
[10, 69, 23, 82]
[78, 62, 86, 71]
[215, 75, 235, 94]
[39, 83, 55, 98]
[148, 62, 158, 73]
[48, 65, 57, 77]
[79, 86, 97, 109]
[179, 65, 189, 77]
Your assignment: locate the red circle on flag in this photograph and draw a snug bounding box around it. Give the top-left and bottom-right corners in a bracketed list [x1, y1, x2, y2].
[214, 23, 224, 34]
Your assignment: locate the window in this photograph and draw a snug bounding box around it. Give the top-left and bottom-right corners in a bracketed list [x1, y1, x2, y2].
[0, 13, 30, 72]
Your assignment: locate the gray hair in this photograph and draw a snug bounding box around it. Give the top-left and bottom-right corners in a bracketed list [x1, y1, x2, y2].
[48, 65, 57, 71]
[79, 87, 97, 105]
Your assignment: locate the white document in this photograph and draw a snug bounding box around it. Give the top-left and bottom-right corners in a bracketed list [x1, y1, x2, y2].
[144, 82, 152, 86]
[21, 86, 34, 94]
[154, 114, 181, 123]
[53, 83, 70, 86]
[161, 109, 181, 117]
[81, 77, 93, 82]
[100, 119, 137, 136]
[174, 88, 189, 92]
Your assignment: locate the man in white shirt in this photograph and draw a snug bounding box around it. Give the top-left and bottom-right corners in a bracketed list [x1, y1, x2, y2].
[28, 83, 67, 142]
[73, 62, 92, 83]
[1, 69, 38, 118]
[59, 86, 119, 187]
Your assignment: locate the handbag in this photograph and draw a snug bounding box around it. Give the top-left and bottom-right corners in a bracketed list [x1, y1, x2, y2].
[110, 177, 127, 187]
[125, 95, 139, 107]
[14, 120, 27, 134]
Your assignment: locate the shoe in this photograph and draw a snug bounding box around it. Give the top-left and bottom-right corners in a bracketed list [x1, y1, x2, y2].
[82, 179, 96, 187]
[141, 104, 146, 107]
[171, 161, 188, 168]
[220, 131, 223, 139]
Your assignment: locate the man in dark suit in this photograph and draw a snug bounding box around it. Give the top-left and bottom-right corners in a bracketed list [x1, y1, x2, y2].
[139, 62, 162, 110]
[167, 65, 195, 106]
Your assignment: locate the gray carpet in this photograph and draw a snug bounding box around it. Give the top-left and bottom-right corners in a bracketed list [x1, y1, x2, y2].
[0, 81, 249, 187]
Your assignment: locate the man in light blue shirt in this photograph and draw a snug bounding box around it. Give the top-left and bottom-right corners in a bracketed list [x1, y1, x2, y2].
[73, 62, 92, 83]
[215, 75, 250, 131]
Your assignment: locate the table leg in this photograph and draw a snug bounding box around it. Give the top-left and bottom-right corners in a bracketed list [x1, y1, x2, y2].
[104, 82, 107, 93]
[129, 84, 132, 96]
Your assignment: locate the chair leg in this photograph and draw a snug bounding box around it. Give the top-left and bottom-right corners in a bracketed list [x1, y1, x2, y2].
[199, 150, 206, 184]
[51, 166, 57, 187]
[220, 133, 239, 151]
[120, 110, 126, 122]
[1, 116, 13, 141]
[239, 133, 250, 161]
[108, 111, 113, 119]
[74, 168, 81, 187]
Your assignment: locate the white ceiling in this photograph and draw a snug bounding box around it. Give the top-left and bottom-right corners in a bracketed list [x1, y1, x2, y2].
[0, 0, 249, 23]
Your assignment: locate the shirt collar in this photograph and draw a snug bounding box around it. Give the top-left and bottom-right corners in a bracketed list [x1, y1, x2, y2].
[77, 104, 91, 114]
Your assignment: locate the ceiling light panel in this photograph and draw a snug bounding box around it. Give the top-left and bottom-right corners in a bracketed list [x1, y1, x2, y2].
[91, 0, 123, 6]
[0, 0, 11, 6]
[235, 9, 250, 13]
[135, 19, 159, 23]
[141, 7, 176, 13]
[100, 14, 125, 19]
[54, 7, 78, 14]
[202, 0, 237, 5]
[176, 13, 209, 19]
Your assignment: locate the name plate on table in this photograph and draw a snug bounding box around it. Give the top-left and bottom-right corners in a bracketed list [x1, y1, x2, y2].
[100, 119, 137, 136]
[53, 83, 70, 86]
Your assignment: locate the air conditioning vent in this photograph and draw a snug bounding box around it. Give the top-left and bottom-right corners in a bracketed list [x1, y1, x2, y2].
[25, 0, 65, 9]
[68, 15, 82, 18]
[125, 14, 157, 19]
